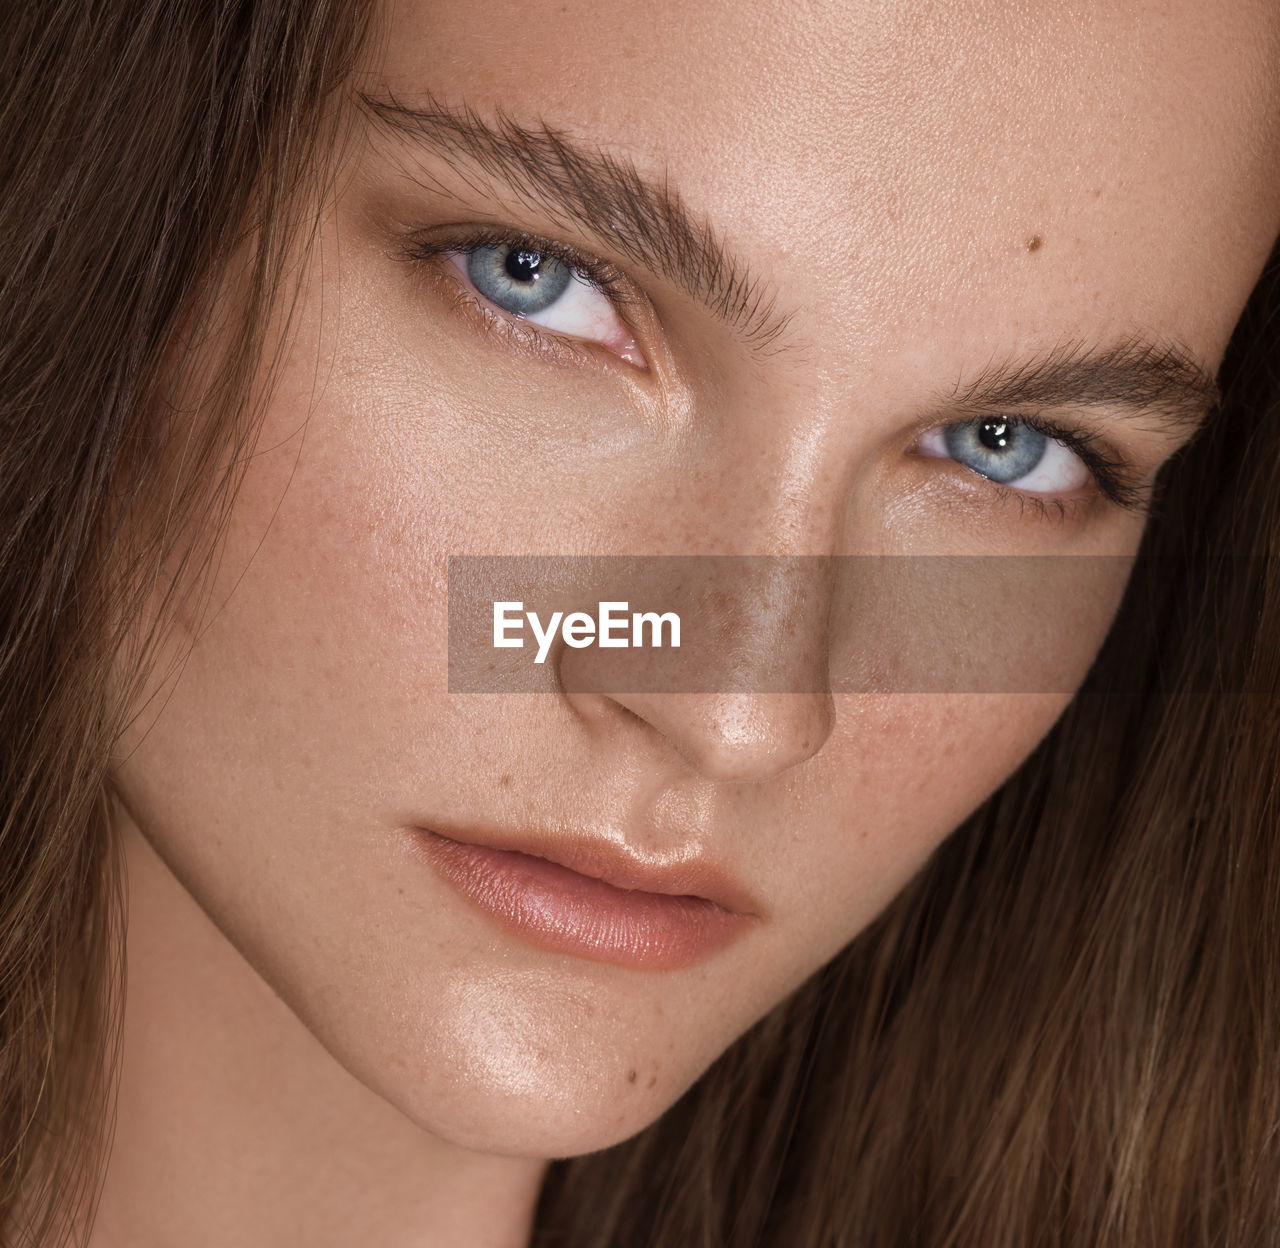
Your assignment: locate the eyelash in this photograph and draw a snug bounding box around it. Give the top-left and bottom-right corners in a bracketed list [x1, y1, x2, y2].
[401, 227, 1147, 516]
[967, 414, 1146, 513]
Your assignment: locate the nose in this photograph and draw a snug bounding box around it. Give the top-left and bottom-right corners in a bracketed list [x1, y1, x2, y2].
[559, 556, 837, 784]
[584, 690, 836, 783]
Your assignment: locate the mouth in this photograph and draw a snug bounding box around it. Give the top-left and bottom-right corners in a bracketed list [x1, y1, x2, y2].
[409, 825, 759, 970]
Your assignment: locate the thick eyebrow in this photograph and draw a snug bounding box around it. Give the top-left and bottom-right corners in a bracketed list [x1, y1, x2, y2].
[359, 92, 795, 353]
[947, 337, 1221, 437]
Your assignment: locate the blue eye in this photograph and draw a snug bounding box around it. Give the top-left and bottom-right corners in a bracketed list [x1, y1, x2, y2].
[944, 419, 1048, 484]
[917, 417, 1092, 495]
[439, 238, 647, 367]
[466, 245, 572, 317]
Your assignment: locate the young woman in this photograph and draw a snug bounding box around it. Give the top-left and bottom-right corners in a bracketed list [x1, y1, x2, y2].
[4, 0, 1279, 1244]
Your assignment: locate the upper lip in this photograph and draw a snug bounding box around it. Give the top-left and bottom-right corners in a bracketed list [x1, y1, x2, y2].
[415, 823, 761, 918]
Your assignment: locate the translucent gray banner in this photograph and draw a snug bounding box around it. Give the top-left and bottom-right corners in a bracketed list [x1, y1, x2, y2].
[445, 555, 1264, 694]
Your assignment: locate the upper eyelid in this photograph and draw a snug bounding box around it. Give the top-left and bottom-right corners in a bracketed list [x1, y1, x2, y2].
[361, 92, 795, 353]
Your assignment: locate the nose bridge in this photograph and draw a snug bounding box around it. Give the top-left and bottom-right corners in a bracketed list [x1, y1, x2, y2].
[558, 379, 856, 784]
[703, 554, 835, 691]
[690, 384, 853, 558]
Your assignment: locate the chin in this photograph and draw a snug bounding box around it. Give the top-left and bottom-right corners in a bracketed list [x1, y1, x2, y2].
[372, 1005, 708, 1159]
[417, 1081, 685, 1161]
[300, 955, 739, 1160]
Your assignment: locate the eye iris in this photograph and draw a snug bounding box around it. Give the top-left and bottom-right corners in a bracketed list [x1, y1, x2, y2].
[467, 245, 572, 316]
[943, 418, 1047, 484]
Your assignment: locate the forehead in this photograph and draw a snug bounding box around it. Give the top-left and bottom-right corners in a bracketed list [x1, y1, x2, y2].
[368, 0, 1280, 363]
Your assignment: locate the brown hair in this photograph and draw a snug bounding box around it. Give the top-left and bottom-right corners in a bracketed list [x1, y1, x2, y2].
[2, 3, 1278, 1244]
[1, 2, 370, 1240]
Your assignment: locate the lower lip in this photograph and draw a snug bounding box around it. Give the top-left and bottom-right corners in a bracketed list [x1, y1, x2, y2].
[413, 831, 752, 970]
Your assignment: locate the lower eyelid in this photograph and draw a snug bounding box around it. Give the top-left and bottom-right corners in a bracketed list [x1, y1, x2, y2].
[437, 275, 597, 368]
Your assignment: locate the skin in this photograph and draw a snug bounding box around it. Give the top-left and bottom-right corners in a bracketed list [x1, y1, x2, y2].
[95, 0, 1280, 1244]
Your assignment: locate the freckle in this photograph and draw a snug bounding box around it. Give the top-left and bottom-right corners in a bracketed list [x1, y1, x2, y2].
[499, 773, 512, 788]
[647, 1075, 657, 1089]
[627, 1069, 637, 1084]
[1027, 235, 1044, 253]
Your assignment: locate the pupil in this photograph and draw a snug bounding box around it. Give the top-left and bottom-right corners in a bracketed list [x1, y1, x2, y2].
[979, 420, 1012, 451]
[505, 249, 542, 283]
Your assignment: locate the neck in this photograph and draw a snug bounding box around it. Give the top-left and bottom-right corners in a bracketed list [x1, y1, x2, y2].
[89, 809, 546, 1248]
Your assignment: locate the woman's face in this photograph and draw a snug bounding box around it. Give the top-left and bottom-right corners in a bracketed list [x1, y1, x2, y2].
[111, 0, 1280, 1156]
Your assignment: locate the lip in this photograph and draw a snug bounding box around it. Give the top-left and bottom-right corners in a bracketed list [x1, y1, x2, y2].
[409, 825, 759, 970]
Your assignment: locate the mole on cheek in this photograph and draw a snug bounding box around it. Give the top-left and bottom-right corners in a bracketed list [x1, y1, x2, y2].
[1027, 235, 1045, 253]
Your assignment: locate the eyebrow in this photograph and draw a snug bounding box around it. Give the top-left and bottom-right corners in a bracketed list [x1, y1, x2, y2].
[946, 337, 1221, 438]
[359, 91, 795, 353]
[359, 94, 1221, 436]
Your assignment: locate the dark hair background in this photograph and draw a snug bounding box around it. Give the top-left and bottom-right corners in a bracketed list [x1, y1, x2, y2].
[2, 2, 1278, 1244]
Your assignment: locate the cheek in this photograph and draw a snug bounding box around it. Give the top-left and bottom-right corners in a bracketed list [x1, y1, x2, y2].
[108, 413, 711, 1156]
[727, 691, 1070, 994]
